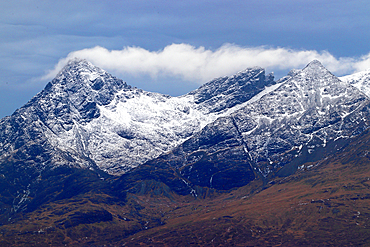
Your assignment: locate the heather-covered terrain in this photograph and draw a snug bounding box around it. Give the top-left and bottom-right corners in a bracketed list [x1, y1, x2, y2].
[2, 127, 370, 246]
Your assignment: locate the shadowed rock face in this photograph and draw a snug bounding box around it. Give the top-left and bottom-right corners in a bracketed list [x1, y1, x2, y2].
[189, 67, 275, 113]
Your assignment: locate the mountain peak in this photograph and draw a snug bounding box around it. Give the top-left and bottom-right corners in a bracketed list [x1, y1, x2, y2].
[286, 60, 343, 91]
[300, 60, 330, 76]
[305, 59, 325, 68]
[55, 58, 105, 82]
[188, 67, 275, 113]
[63, 58, 95, 72]
[66, 57, 89, 65]
[49, 58, 129, 98]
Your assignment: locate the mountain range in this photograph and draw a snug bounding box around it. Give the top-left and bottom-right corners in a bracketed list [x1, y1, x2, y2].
[1, 58, 370, 246]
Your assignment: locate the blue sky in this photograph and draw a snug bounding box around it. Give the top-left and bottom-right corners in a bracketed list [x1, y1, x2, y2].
[1, 0, 370, 118]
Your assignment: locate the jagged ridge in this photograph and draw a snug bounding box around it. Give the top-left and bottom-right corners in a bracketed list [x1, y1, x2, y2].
[0, 58, 275, 177]
[142, 60, 370, 191]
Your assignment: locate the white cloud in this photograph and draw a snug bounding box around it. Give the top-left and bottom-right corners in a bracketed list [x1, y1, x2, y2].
[43, 43, 370, 83]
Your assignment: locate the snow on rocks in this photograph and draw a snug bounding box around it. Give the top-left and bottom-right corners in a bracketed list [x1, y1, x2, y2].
[0, 59, 274, 175]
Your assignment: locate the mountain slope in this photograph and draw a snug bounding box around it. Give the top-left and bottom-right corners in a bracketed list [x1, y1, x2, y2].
[142, 60, 370, 192]
[0, 59, 275, 176]
[122, 127, 370, 246]
[341, 69, 370, 97]
[0, 59, 277, 222]
[2, 59, 370, 246]
[235, 60, 370, 176]
[1, 59, 369, 199]
[189, 67, 274, 113]
[3, 127, 370, 246]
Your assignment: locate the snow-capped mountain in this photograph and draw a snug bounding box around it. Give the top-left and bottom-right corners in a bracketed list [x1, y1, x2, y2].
[2, 58, 370, 189]
[0, 58, 274, 175]
[235, 60, 370, 175]
[340, 69, 370, 97]
[3, 58, 370, 245]
[145, 60, 370, 190]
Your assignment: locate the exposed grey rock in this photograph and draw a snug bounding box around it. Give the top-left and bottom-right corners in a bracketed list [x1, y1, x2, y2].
[147, 60, 370, 190]
[0, 59, 273, 176]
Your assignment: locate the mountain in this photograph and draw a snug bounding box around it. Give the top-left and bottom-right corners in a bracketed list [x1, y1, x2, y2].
[2, 58, 370, 246]
[341, 69, 370, 96]
[120, 126, 370, 246]
[2, 58, 370, 197]
[3, 123, 370, 246]
[0, 59, 275, 176]
[133, 60, 370, 192]
[0, 58, 276, 224]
